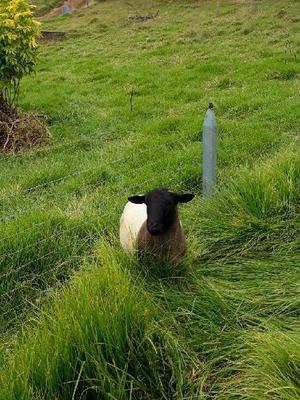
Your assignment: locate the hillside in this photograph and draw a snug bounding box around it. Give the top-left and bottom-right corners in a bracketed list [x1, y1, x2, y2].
[0, 0, 299, 398]
[32, 0, 64, 16]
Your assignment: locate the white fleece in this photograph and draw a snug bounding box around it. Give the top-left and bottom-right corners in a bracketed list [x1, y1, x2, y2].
[119, 202, 147, 253]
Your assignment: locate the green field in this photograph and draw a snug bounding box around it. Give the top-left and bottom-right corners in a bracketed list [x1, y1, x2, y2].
[0, 0, 300, 398]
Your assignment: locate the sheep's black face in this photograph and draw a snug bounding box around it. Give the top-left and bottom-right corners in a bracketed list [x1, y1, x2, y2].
[145, 189, 178, 235]
[128, 188, 195, 236]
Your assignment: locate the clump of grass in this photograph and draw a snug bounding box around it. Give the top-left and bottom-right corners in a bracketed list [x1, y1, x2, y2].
[152, 256, 300, 398]
[219, 329, 300, 399]
[0, 243, 192, 400]
[193, 146, 300, 260]
[0, 210, 99, 333]
[267, 67, 298, 81]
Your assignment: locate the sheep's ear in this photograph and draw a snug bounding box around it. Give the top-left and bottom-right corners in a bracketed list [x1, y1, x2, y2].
[175, 193, 195, 203]
[128, 195, 145, 204]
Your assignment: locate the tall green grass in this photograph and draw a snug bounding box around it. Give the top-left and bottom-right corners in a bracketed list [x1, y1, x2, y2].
[0, 244, 192, 400]
[2, 248, 299, 399]
[218, 329, 300, 399]
[193, 145, 300, 260]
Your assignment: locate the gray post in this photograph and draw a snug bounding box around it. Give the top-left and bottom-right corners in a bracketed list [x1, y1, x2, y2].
[202, 103, 217, 196]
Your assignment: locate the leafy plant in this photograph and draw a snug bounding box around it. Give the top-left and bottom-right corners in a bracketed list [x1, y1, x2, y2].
[0, 0, 40, 107]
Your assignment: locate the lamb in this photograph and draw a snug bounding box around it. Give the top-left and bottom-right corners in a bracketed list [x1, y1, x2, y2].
[120, 188, 195, 263]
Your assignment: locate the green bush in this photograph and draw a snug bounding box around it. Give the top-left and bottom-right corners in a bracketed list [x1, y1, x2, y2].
[0, 0, 40, 106]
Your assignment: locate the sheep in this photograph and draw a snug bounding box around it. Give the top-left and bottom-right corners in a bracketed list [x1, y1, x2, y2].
[120, 188, 195, 263]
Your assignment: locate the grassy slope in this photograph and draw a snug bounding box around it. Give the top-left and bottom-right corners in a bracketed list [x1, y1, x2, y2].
[32, 0, 65, 16]
[0, 0, 300, 398]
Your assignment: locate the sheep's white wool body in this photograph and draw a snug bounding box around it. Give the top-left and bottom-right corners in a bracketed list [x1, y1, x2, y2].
[120, 202, 147, 253]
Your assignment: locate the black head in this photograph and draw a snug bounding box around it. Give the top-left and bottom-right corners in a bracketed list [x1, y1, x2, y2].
[128, 188, 195, 236]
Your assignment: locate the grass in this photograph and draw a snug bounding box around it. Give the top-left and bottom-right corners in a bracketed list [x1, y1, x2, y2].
[32, 0, 64, 16]
[221, 329, 300, 399]
[0, 244, 191, 399]
[0, 0, 299, 398]
[193, 146, 300, 260]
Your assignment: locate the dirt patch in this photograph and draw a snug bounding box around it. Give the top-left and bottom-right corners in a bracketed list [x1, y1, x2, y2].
[40, 31, 66, 43]
[127, 10, 159, 24]
[0, 98, 50, 154]
[40, 0, 92, 19]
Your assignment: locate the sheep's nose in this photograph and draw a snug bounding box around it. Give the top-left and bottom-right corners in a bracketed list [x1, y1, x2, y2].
[148, 222, 162, 235]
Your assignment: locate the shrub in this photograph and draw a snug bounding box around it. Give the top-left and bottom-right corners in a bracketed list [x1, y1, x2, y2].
[0, 0, 40, 107]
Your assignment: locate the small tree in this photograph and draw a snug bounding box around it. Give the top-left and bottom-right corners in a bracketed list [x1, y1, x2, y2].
[0, 0, 40, 108]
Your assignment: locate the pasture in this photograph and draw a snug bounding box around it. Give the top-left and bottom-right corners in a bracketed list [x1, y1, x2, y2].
[0, 0, 299, 398]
